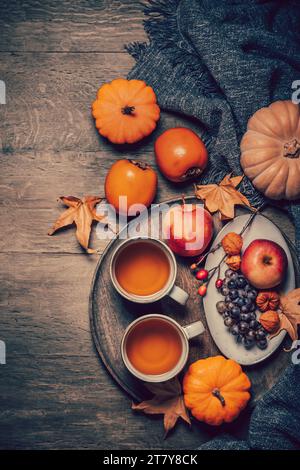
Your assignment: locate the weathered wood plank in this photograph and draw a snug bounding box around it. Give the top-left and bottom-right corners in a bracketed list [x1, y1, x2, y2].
[0, 53, 205, 153]
[0, 146, 196, 201]
[0, 250, 279, 449]
[0, 0, 146, 52]
[0, 1, 297, 450]
[0, 52, 136, 152]
[0, 252, 97, 355]
[0, 191, 294, 257]
[0, 251, 238, 450]
[2, 352, 240, 450]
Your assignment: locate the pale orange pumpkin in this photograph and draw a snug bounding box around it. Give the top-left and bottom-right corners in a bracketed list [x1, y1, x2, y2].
[183, 356, 251, 426]
[240, 100, 300, 200]
[92, 78, 160, 144]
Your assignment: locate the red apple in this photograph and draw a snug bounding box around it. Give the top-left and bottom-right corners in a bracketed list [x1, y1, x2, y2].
[163, 204, 213, 257]
[241, 239, 287, 289]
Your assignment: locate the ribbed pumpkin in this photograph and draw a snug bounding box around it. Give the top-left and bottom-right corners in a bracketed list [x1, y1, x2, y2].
[92, 78, 160, 144]
[183, 356, 251, 425]
[240, 100, 300, 200]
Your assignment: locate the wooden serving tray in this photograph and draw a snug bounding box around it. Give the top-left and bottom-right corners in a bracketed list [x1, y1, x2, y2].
[89, 197, 299, 403]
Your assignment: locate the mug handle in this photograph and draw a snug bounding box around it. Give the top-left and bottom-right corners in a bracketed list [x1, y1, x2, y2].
[183, 320, 205, 339]
[168, 284, 189, 305]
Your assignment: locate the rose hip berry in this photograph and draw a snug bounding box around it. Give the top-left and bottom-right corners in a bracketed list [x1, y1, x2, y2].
[196, 269, 209, 281]
[198, 285, 207, 297]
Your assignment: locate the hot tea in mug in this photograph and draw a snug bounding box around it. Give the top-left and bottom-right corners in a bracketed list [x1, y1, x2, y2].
[115, 241, 170, 296]
[125, 317, 183, 375]
[110, 237, 189, 305]
[121, 314, 205, 382]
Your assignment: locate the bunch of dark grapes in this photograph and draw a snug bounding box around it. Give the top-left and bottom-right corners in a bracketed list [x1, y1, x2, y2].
[216, 269, 268, 350]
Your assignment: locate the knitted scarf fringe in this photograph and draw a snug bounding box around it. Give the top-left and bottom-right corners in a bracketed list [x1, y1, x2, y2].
[126, 0, 264, 208]
[126, 0, 219, 95]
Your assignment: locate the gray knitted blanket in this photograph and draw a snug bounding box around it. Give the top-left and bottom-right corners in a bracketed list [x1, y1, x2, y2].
[126, 0, 300, 450]
[127, 0, 300, 258]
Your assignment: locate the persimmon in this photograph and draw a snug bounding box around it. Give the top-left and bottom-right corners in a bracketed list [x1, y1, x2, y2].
[105, 159, 157, 215]
[154, 127, 208, 182]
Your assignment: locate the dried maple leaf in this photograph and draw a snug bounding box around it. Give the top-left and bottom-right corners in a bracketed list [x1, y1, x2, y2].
[269, 288, 300, 349]
[195, 174, 252, 220]
[48, 196, 107, 253]
[132, 377, 190, 438]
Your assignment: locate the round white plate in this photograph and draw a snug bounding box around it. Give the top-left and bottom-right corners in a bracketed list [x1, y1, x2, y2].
[203, 214, 295, 366]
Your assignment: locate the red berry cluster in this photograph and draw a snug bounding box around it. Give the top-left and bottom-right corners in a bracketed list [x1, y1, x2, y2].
[191, 259, 223, 298]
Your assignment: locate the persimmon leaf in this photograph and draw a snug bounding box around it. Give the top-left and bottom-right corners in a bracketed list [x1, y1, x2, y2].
[195, 174, 253, 220]
[48, 195, 107, 253]
[269, 288, 300, 349]
[132, 377, 190, 438]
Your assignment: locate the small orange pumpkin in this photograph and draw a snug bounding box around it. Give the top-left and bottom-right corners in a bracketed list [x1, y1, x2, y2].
[92, 78, 160, 144]
[183, 356, 251, 426]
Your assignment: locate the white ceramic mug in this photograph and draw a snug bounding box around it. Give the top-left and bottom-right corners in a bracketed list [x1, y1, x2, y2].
[121, 314, 205, 383]
[110, 237, 189, 305]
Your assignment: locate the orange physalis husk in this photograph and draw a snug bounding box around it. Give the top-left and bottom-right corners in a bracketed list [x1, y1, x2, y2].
[221, 232, 243, 255]
[256, 291, 280, 312]
[225, 254, 241, 271]
[48, 195, 108, 253]
[259, 310, 280, 333]
[269, 288, 300, 351]
[195, 174, 253, 220]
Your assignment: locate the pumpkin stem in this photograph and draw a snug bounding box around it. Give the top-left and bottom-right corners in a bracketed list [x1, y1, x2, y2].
[283, 138, 300, 158]
[122, 106, 135, 115]
[212, 388, 226, 407]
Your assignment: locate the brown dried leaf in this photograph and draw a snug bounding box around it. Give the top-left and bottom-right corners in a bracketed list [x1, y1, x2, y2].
[269, 288, 300, 347]
[195, 174, 252, 220]
[48, 195, 107, 253]
[132, 377, 190, 438]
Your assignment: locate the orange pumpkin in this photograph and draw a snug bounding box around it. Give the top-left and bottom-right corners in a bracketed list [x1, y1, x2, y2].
[240, 100, 300, 200]
[92, 78, 160, 144]
[183, 356, 251, 425]
[105, 159, 157, 215]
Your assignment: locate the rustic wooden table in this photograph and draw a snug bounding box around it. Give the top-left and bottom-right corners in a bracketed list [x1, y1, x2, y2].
[0, 1, 296, 450]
